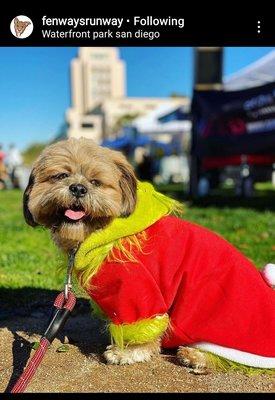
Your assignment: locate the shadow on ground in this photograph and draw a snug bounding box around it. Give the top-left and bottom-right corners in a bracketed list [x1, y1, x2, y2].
[0, 287, 108, 392]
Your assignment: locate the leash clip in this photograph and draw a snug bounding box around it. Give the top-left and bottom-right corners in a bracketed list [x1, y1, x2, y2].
[64, 282, 72, 300]
[64, 250, 76, 299]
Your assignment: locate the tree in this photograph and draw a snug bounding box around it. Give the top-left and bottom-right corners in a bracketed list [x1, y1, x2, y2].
[113, 113, 140, 133]
[170, 92, 187, 98]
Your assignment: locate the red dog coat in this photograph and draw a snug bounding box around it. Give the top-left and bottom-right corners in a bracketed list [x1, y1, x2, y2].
[87, 216, 275, 367]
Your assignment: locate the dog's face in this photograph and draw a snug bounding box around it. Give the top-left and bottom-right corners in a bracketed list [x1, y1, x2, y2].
[14, 17, 31, 37]
[23, 138, 137, 251]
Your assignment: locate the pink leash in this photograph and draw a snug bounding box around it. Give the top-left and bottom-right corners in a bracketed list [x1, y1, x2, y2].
[11, 337, 50, 393]
[10, 251, 77, 393]
[10, 290, 76, 393]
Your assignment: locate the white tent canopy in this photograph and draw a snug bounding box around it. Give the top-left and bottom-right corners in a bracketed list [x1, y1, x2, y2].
[132, 102, 191, 135]
[224, 50, 275, 91]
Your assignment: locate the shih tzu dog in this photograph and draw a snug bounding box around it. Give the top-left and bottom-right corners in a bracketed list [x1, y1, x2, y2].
[23, 137, 136, 252]
[23, 138, 275, 374]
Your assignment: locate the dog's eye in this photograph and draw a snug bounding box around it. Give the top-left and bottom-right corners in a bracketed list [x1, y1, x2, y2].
[90, 179, 101, 187]
[52, 173, 69, 180]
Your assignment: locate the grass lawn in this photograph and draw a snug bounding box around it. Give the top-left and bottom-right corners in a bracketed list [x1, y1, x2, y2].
[0, 190, 64, 306]
[0, 188, 275, 306]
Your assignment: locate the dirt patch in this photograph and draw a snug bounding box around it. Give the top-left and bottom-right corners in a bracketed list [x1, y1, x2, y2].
[0, 307, 274, 393]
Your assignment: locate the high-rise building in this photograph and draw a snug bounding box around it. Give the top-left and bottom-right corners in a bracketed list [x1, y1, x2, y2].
[70, 47, 126, 114]
[66, 47, 188, 142]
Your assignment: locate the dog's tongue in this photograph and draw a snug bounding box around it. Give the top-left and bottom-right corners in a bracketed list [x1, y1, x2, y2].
[65, 209, 86, 221]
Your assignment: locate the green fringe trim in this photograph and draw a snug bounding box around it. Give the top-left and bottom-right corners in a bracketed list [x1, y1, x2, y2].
[109, 314, 170, 349]
[204, 351, 275, 375]
[75, 234, 147, 288]
[83, 301, 275, 376]
[74, 181, 184, 288]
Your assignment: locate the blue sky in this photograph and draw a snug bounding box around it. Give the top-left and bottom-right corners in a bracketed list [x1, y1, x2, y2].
[0, 46, 274, 150]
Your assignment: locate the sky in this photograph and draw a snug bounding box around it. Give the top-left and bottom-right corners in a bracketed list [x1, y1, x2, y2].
[0, 46, 274, 150]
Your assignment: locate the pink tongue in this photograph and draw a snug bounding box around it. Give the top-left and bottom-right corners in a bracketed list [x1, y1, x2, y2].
[65, 209, 86, 221]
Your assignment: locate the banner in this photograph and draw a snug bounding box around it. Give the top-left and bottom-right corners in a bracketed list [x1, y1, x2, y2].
[192, 81, 275, 169]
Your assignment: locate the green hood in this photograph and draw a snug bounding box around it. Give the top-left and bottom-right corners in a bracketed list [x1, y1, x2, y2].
[74, 181, 182, 286]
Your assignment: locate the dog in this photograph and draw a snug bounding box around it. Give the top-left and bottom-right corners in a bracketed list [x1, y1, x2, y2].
[23, 138, 275, 374]
[14, 17, 31, 37]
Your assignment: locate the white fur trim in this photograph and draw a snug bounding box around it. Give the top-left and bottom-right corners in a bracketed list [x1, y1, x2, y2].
[262, 263, 275, 287]
[192, 342, 275, 368]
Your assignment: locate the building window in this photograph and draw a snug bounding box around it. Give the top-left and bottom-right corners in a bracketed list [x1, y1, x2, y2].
[91, 53, 109, 60]
[82, 123, 94, 128]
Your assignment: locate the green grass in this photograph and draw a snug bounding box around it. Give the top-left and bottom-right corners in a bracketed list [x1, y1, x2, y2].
[0, 189, 274, 306]
[0, 190, 63, 293]
[183, 205, 275, 267]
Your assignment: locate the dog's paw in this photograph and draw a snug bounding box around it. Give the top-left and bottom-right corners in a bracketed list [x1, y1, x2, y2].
[177, 346, 209, 375]
[104, 343, 157, 365]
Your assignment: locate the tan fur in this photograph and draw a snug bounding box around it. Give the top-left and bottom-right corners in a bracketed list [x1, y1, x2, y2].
[14, 17, 31, 37]
[104, 340, 161, 365]
[24, 138, 137, 252]
[177, 346, 210, 374]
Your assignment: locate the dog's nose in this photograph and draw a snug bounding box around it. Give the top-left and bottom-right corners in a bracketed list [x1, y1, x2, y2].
[69, 183, 87, 198]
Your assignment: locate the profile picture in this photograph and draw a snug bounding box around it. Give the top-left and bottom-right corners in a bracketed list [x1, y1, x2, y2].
[10, 15, 33, 39]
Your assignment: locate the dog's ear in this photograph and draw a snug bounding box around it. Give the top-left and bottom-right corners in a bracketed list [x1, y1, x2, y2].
[23, 172, 38, 227]
[118, 162, 137, 217]
[111, 152, 137, 217]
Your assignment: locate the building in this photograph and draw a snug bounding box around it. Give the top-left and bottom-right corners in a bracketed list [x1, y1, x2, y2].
[66, 47, 189, 142]
[69, 47, 125, 114]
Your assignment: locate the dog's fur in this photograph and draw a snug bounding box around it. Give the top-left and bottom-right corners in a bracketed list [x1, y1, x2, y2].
[23, 138, 137, 252]
[23, 137, 208, 374]
[14, 17, 31, 37]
